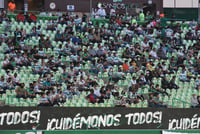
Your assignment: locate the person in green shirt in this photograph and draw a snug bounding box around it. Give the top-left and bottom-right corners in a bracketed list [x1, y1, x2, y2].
[82, 49, 91, 61]
[60, 69, 69, 83]
[153, 94, 167, 108]
[10, 57, 16, 68]
[43, 78, 53, 90]
[161, 16, 167, 27]
[139, 11, 145, 22]
[27, 83, 36, 98]
[161, 27, 166, 38]
[145, 11, 152, 21]
[130, 16, 137, 25]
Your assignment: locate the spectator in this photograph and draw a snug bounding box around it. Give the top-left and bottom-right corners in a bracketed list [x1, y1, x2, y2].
[123, 60, 129, 73]
[191, 94, 199, 108]
[17, 12, 25, 22]
[86, 90, 98, 104]
[161, 76, 170, 90]
[139, 10, 145, 22]
[38, 92, 51, 106]
[96, 6, 106, 19]
[152, 94, 167, 108]
[169, 76, 179, 90]
[29, 13, 37, 22]
[16, 83, 27, 99]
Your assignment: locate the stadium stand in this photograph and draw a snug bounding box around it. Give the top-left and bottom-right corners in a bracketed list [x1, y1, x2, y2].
[0, 8, 199, 108]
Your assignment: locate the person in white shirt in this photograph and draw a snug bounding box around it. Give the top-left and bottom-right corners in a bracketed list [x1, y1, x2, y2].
[165, 27, 173, 38]
[177, 48, 184, 57]
[179, 69, 189, 82]
[191, 94, 199, 108]
[110, 7, 116, 16]
[78, 76, 89, 91]
[195, 76, 200, 90]
[12, 73, 20, 86]
[113, 53, 122, 65]
[129, 76, 139, 91]
[74, 15, 82, 24]
[94, 85, 101, 97]
[96, 6, 106, 19]
[149, 48, 158, 59]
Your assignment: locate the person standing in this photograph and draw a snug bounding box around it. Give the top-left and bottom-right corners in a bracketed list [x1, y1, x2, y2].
[139, 10, 145, 22]
[96, 6, 106, 19]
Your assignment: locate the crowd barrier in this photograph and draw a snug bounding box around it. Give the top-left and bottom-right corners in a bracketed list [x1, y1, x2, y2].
[0, 107, 200, 130]
[0, 130, 200, 134]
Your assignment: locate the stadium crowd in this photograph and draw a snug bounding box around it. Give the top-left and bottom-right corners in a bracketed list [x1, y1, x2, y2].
[0, 7, 200, 108]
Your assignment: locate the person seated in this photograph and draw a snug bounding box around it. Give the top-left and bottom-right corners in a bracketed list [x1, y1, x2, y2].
[34, 47, 47, 59]
[122, 60, 129, 73]
[44, 36, 54, 50]
[169, 76, 179, 90]
[17, 11, 25, 22]
[63, 87, 80, 100]
[108, 67, 125, 83]
[128, 76, 139, 91]
[195, 76, 200, 90]
[161, 76, 171, 90]
[29, 13, 37, 22]
[2, 56, 14, 70]
[191, 94, 200, 108]
[0, 76, 8, 93]
[86, 75, 98, 87]
[150, 94, 167, 108]
[12, 73, 20, 86]
[27, 83, 36, 99]
[128, 88, 144, 104]
[16, 83, 27, 99]
[77, 76, 89, 91]
[137, 73, 148, 87]
[6, 78, 15, 90]
[100, 86, 110, 100]
[148, 94, 155, 107]
[42, 78, 54, 90]
[112, 53, 123, 65]
[154, 84, 170, 97]
[93, 85, 104, 103]
[114, 96, 128, 107]
[38, 92, 51, 106]
[179, 69, 190, 82]
[86, 90, 98, 104]
[55, 30, 64, 42]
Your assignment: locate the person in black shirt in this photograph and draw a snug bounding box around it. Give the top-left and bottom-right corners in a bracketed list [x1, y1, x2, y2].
[169, 76, 179, 90]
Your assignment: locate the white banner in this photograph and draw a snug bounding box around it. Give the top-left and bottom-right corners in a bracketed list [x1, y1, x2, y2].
[163, 131, 199, 134]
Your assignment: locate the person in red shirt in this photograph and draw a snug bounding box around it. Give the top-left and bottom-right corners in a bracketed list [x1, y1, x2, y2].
[123, 60, 129, 73]
[17, 12, 25, 22]
[116, 17, 122, 25]
[29, 13, 37, 22]
[86, 90, 97, 104]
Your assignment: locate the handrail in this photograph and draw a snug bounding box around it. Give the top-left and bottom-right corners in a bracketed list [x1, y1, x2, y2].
[166, 18, 187, 21]
[148, 87, 192, 108]
[172, 97, 192, 108]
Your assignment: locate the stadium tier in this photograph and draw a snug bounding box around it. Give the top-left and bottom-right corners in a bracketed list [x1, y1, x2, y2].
[0, 9, 200, 109]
